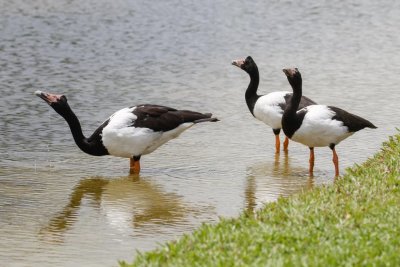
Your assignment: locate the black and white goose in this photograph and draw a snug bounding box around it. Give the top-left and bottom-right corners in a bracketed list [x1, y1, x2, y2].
[35, 90, 218, 174]
[232, 56, 316, 153]
[281, 68, 377, 176]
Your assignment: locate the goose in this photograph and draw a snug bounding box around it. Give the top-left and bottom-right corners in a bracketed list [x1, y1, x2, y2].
[232, 56, 316, 153]
[35, 90, 218, 174]
[281, 68, 376, 176]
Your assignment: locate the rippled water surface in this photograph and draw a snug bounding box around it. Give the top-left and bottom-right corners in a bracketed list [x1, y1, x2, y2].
[1, 0, 399, 266]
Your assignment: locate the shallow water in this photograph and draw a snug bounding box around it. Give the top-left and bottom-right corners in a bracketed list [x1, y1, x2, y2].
[1, 0, 399, 266]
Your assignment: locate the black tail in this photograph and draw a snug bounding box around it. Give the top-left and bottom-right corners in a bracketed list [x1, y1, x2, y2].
[329, 106, 377, 132]
[366, 122, 377, 129]
[194, 117, 219, 123]
[178, 110, 219, 124]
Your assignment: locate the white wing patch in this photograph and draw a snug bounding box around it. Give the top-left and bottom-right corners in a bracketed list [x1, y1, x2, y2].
[253, 91, 289, 129]
[105, 107, 137, 129]
[292, 105, 353, 147]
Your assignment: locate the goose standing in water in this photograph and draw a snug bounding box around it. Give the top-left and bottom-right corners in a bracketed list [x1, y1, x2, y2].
[232, 56, 316, 153]
[281, 68, 376, 176]
[35, 91, 218, 174]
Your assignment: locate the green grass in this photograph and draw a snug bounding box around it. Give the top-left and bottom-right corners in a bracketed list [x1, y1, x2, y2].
[120, 134, 400, 267]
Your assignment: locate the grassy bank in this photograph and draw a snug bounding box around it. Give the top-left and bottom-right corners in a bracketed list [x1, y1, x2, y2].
[120, 134, 400, 267]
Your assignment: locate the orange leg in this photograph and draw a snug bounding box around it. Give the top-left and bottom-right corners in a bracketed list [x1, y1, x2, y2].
[283, 137, 289, 152]
[332, 147, 339, 177]
[130, 157, 141, 174]
[309, 147, 314, 176]
[275, 134, 280, 154]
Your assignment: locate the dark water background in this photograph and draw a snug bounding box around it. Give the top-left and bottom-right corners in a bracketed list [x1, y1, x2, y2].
[1, 0, 399, 266]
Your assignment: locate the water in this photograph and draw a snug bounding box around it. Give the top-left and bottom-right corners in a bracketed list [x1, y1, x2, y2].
[1, 0, 399, 266]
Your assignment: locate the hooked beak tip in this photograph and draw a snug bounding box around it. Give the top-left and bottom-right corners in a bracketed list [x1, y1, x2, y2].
[35, 90, 43, 97]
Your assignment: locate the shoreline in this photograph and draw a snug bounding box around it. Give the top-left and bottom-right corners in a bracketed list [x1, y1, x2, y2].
[121, 133, 400, 266]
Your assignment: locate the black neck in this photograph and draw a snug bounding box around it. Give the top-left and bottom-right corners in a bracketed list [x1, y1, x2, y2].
[245, 67, 260, 116]
[285, 78, 302, 115]
[282, 76, 304, 138]
[59, 105, 108, 156]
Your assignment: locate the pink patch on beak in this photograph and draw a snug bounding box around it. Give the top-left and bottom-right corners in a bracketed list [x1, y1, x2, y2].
[282, 68, 297, 77]
[36, 91, 64, 104]
[232, 59, 245, 67]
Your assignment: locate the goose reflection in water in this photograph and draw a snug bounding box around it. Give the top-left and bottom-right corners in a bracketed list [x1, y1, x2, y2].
[40, 175, 195, 242]
[245, 153, 314, 213]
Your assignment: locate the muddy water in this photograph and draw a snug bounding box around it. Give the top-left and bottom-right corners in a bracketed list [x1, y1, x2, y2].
[1, 0, 399, 266]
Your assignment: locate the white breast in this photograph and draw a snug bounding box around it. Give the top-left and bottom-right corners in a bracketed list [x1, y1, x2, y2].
[253, 91, 289, 129]
[291, 105, 353, 147]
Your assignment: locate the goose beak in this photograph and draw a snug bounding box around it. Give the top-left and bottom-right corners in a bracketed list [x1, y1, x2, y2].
[282, 69, 290, 76]
[35, 90, 44, 98]
[232, 59, 245, 68]
[282, 68, 297, 77]
[35, 90, 63, 105]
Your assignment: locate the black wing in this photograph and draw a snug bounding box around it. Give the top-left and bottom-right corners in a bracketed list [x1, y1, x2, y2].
[329, 106, 377, 132]
[298, 95, 317, 109]
[132, 104, 216, 132]
[279, 93, 317, 111]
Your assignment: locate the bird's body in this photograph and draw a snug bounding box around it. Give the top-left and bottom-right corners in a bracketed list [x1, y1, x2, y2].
[35, 91, 218, 174]
[286, 105, 354, 147]
[253, 91, 290, 130]
[101, 105, 210, 157]
[281, 68, 376, 176]
[232, 56, 316, 153]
